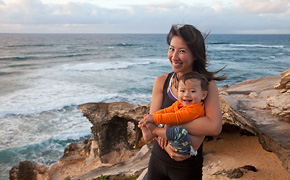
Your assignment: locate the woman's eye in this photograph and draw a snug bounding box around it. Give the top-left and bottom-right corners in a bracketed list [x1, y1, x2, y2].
[169, 47, 174, 51]
[191, 90, 195, 93]
[180, 50, 186, 53]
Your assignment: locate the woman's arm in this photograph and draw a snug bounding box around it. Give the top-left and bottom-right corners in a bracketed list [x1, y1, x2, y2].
[182, 80, 222, 136]
[149, 74, 170, 149]
[149, 75, 167, 114]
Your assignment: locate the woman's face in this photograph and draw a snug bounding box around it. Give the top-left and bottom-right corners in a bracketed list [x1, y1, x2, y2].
[168, 36, 195, 76]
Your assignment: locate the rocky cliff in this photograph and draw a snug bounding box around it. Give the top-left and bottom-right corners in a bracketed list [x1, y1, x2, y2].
[10, 69, 290, 179]
[219, 69, 290, 173]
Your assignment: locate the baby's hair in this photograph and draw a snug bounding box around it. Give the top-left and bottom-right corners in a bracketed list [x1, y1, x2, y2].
[178, 71, 209, 91]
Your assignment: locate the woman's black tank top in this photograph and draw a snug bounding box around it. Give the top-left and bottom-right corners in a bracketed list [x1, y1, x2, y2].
[151, 72, 203, 167]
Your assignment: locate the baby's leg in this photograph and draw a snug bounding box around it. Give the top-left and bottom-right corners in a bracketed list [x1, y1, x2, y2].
[166, 126, 191, 155]
[147, 123, 167, 139]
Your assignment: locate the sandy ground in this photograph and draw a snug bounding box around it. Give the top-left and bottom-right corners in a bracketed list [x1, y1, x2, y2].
[202, 130, 290, 180]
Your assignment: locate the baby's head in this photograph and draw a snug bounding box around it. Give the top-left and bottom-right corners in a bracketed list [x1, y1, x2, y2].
[177, 72, 208, 106]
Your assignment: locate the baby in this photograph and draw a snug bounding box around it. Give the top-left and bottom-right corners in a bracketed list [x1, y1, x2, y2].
[139, 71, 208, 156]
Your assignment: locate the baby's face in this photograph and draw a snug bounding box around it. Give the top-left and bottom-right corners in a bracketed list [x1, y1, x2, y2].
[177, 79, 207, 106]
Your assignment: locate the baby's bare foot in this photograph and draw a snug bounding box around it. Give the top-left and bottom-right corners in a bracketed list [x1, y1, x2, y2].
[141, 126, 156, 142]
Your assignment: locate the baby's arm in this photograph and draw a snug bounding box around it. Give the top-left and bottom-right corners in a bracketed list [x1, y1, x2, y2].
[154, 102, 204, 125]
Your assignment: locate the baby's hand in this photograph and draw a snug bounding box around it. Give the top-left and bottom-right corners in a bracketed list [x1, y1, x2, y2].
[144, 114, 154, 123]
[138, 114, 149, 127]
[138, 114, 154, 127]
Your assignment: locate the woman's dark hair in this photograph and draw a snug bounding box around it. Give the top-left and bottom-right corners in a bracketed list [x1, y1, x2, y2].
[167, 24, 226, 81]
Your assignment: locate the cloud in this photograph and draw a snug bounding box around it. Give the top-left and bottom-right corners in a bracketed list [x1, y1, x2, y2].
[0, 0, 290, 33]
[211, 2, 222, 13]
[234, 0, 290, 14]
[0, 0, 133, 24]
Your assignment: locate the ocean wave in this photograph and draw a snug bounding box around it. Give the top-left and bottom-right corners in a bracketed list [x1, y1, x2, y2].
[208, 42, 230, 45]
[0, 56, 36, 61]
[0, 53, 92, 61]
[7, 63, 34, 68]
[0, 72, 13, 76]
[62, 61, 151, 72]
[52, 53, 92, 58]
[0, 106, 92, 151]
[259, 56, 276, 60]
[229, 44, 284, 48]
[0, 79, 117, 118]
[6, 44, 55, 48]
[115, 43, 138, 47]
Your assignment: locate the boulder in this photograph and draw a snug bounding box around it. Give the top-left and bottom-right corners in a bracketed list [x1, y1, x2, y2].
[9, 161, 48, 180]
[213, 165, 257, 179]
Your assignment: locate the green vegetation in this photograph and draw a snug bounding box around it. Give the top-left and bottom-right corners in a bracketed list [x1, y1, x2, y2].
[129, 175, 136, 180]
[96, 174, 108, 180]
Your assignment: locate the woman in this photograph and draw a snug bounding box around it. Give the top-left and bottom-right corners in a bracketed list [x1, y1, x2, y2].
[146, 24, 226, 180]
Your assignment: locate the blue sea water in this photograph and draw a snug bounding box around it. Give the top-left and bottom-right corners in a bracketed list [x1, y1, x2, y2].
[0, 33, 290, 178]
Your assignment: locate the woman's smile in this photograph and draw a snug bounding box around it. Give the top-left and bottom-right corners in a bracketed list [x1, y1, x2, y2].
[168, 36, 195, 76]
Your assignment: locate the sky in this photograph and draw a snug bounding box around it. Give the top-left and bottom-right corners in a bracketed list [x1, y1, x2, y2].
[0, 0, 290, 34]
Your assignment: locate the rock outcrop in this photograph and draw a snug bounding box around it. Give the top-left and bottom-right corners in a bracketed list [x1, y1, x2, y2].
[219, 72, 290, 173]
[72, 144, 152, 180]
[78, 102, 149, 163]
[10, 161, 48, 180]
[48, 102, 151, 180]
[268, 69, 290, 121]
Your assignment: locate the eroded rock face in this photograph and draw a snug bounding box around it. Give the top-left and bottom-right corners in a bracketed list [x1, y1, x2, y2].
[274, 69, 290, 92]
[267, 69, 290, 122]
[78, 102, 149, 163]
[219, 74, 290, 173]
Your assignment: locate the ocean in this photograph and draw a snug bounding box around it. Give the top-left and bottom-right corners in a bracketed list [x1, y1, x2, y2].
[0, 33, 289, 178]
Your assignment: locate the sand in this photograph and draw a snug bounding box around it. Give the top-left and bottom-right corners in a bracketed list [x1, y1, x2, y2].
[203, 130, 290, 180]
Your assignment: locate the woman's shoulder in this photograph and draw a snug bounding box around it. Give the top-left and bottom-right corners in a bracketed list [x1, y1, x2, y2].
[154, 73, 169, 85]
[152, 73, 171, 93]
[156, 74, 168, 82]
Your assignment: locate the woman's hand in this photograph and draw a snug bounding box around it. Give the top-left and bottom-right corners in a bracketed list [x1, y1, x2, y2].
[164, 144, 191, 161]
[155, 136, 168, 149]
[156, 136, 190, 161]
